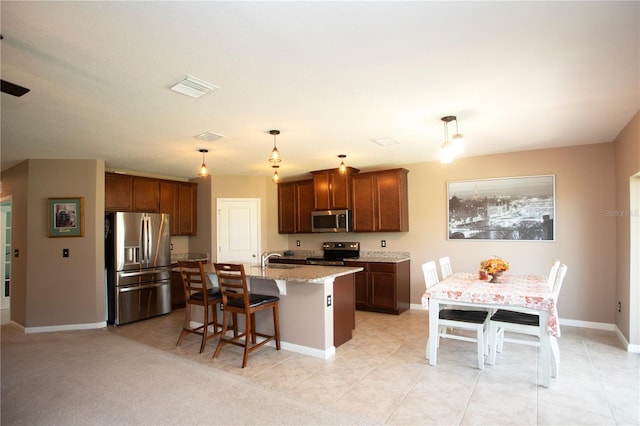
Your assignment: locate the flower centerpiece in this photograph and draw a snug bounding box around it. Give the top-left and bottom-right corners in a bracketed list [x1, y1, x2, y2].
[480, 256, 509, 283]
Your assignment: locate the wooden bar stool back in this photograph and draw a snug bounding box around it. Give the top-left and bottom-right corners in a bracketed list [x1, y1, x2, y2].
[212, 263, 281, 368]
[176, 260, 222, 353]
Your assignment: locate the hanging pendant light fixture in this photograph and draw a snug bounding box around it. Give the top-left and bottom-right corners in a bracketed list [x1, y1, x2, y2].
[271, 165, 280, 183]
[269, 129, 281, 163]
[198, 149, 209, 176]
[338, 154, 347, 173]
[440, 115, 464, 164]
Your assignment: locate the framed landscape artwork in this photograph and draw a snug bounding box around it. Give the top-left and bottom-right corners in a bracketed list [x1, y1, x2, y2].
[48, 197, 85, 237]
[447, 175, 555, 241]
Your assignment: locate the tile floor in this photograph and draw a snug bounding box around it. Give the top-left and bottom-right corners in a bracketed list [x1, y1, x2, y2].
[108, 308, 639, 425]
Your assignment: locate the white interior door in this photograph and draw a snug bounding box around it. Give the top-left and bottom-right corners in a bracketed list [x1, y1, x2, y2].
[1, 197, 12, 312]
[217, 198, 260, 265]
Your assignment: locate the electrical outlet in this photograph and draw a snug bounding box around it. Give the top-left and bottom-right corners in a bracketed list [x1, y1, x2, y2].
[618, 301, 621, 313]
[63, 248, 70, 258]
[327, 295, 332, 307]
[170, 243, 173, 250]
[14, 249, 19, 258]
[296, 240, 301, 247]
[381, 240, 386, 247]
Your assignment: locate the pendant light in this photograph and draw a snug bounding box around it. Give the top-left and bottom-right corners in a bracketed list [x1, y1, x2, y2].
[269, 129, 281, 163]
[440, 115, 464, 164]
[198, 149, 209, 176]
[271, 165, 280, 183]
[338, 154, 347, 173]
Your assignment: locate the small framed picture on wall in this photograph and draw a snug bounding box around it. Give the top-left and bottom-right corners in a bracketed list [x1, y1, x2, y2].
[48, 197, 85, 237]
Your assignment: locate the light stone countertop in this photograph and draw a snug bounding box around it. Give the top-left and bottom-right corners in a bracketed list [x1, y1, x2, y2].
[243, 263, 363, 283]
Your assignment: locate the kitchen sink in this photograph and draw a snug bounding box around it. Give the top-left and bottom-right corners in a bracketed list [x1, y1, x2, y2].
[267, 264, 302, 269]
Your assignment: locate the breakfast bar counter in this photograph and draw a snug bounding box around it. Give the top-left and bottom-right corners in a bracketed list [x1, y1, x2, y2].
[210, 264, 363, 359]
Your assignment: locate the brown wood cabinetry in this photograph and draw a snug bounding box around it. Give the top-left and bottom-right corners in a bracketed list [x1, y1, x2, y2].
[345, 260, 410, 315]
[176, 182, 197, 236]
[106, 172, 197, 236]
[277, 179, 314, 234]
[311, 167, 359, 210]
[105, 173, 133, 211]
[351, 168, 409, 232]
[132, 176, 160, 212]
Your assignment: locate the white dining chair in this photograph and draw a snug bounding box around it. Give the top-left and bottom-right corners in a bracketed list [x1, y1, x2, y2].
[439, 256, 453, 279]
[547, 260, 561, 290]
[488, 264, 568, 377]
[422, 261, 489, 370]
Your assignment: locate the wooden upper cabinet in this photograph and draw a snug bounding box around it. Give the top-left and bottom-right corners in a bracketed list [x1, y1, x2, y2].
[176, 182, 197, 236]
[312, 167, 359, 210]
[106, 172, 197, 235]
[277, 179, 314, 234]
[295, 180, 315, 233]
[132, 176, 160, 212]
[105, 173, 133, 211]
[352, 168, 409, 232]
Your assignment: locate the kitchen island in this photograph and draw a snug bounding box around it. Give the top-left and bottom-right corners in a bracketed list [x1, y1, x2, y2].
[209, 263, 362, 359]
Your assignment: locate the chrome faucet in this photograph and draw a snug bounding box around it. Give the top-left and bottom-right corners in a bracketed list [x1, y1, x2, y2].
[261, 251, 282, 269]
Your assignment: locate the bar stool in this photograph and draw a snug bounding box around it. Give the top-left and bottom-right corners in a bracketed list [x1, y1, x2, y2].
[212, 263, 280, 368]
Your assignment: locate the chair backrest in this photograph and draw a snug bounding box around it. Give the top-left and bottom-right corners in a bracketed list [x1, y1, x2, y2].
[422, 261, 439, 290]
[547, 260, 561, 290]
[439, 256, 453, 279]
[552, 264, 568, 302]
[213, 263, 250, 312]
[178, 260, 209, 301]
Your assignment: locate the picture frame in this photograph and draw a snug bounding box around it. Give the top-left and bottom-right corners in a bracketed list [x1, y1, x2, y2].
[447, 175, 555, 241]
[48, 197, 85, 237]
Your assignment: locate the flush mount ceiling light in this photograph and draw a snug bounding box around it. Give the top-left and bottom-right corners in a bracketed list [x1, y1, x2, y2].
[338, 154, 347, 173]
[171, 75, 219, 99]
[271, 165, 280, 183]
[194, 131, 224, 142]
[268, 129, 282, 163]
[372, 137, 399, 146]
[440, 115, 465, 164]
[198, 149, 209, 177]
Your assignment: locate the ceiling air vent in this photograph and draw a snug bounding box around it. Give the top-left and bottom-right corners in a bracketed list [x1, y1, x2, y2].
[372, 137, 399, 146]
[171, 75, 219, 98]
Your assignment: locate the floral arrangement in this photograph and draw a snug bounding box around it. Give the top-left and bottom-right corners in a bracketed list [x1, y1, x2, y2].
[480, 256, 509, 275]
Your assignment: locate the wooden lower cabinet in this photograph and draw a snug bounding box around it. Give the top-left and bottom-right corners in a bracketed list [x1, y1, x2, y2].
[346, 260, 410, 315]
[171, 270, 186, 310]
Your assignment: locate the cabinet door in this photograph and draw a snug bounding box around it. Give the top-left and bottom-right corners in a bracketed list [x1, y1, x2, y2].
[376, 169, 408, 232]
[312, 169, 355, 210]
[312, 171, 331, 210]
[345, 261, 369, 308]
[351, 173, 376, 232]
[295, 180, 314, 233]
[105, 173, 133, 211]
[177, 183, 197, 236]
[132, 177, 160, 212]
[159, 181, 179, 235]
[278, 182, 296, 234]
[369, 263, 397, 311]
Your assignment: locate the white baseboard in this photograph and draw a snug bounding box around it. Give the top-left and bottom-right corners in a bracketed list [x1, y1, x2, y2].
[22, 321, 106, 334]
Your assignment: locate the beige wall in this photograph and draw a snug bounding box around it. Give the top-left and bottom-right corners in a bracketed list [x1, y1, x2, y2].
[1, 130, 634, 339]
[2, 159, 105, 328]
[282, 143, 618, 325]
[613, 110, 640, 344]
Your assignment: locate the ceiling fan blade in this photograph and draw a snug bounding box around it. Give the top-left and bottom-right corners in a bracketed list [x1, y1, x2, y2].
[1, 79, 30, 97]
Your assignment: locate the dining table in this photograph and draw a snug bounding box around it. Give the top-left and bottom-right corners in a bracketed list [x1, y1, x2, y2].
[422, 272, 559, 388]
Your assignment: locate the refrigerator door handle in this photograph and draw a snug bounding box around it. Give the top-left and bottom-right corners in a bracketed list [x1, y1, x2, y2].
[119, 269, 170, 278]
[118, 282, 168, 293]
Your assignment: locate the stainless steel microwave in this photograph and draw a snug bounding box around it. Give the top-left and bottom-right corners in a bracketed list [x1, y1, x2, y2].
[311, 209, 352, 233]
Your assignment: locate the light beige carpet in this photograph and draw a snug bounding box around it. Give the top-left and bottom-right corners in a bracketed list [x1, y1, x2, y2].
[1, 325, 366, 425]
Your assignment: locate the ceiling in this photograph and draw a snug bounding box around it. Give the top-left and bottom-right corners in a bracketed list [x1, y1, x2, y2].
[1, 1, 639, 181]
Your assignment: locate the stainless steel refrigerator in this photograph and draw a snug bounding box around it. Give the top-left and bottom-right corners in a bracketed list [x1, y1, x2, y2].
[105, 212, 171, 325]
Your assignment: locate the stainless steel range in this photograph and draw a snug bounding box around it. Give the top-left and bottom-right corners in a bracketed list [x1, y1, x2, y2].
[306, 242, 360, 266]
